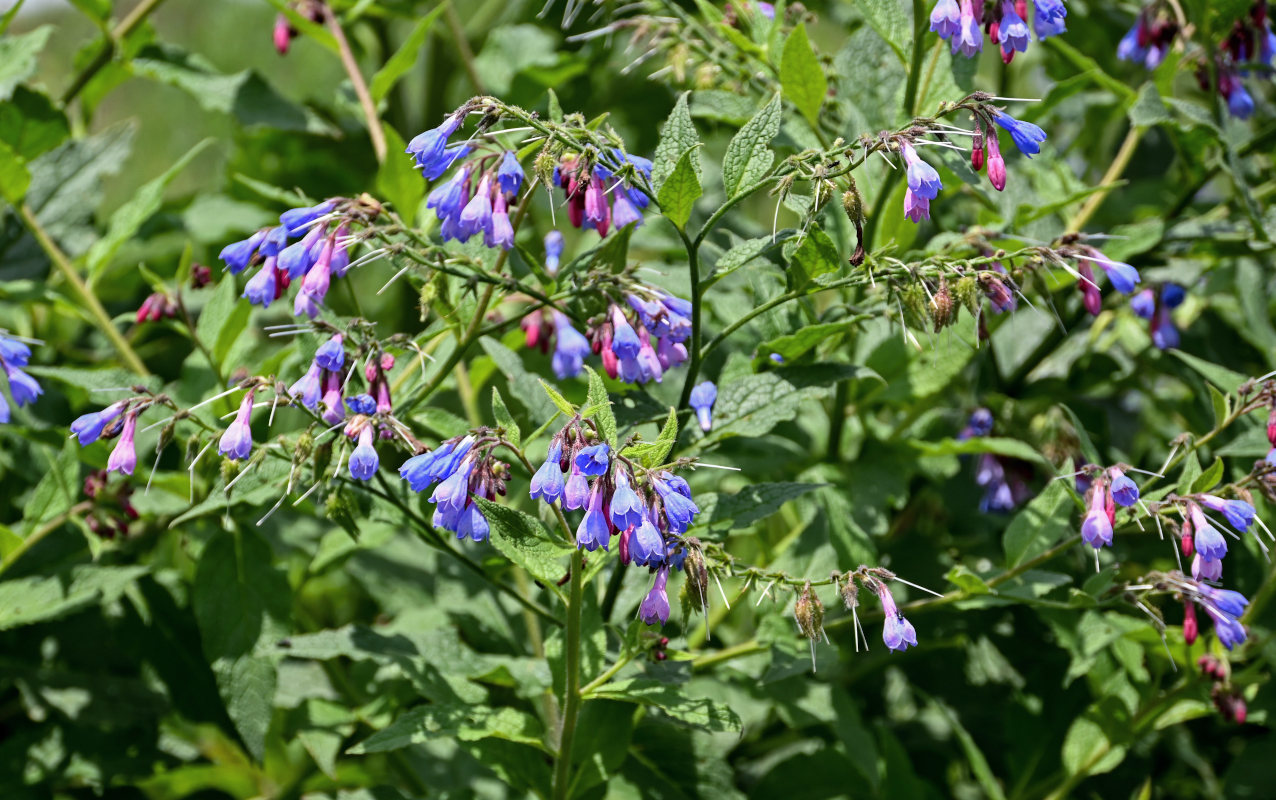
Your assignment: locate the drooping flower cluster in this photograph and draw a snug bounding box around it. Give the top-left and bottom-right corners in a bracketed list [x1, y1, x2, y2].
[552, 150, 653, 236]
[1140, 571, 1252, 651]
[528, 416, 702, 625]
[958, 408, 1031, 512]
[930, 0, 1067, 62]
[422, 144, 524, 249]
[520, 282, 693, 385]
[1077, 464, 1145, 550]
[217, 196, 382, 318]
[1116, 6, 1179, 70]
[400, 434, 508, 542]
[0, 333, 41, 424]
[902, 107, 1046, 222]
[1131, 283, 1185, 349]
[70, 397, 145, 477]
[838, 568, 922, 653]
[1071, 245, 1142, 311]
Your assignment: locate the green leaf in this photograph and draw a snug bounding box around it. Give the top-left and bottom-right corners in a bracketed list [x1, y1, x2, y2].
[587, 678, 742, 732]
[1127, 83, 1170, 128]
[850, 0, 911, 63]
[196, 275, 252, 371]
[0, 86, 70, 161]
[472, 25, 561, 95]
[376, 126, 425, 226]
[0, 25, 51, 102]
[1002, 476, 1076, 567]
[945, 565, 991, 595]
[480, 337, 558, 425]
[721, 95, 781, 198]
[622, 406, 678, 468]
[709, 234, 780, 283]
[193, 530, 292, 761]
[0, 565, 149, 631]
[652, 93, 701, 192]
[780, 23, 827, 126]
[475, 498, 573, 587]
[369, 5, 446, 103]
[86, 138, 213, 280]
[491, 387, 521, 448]
[348, 703, 546, 753]
[910, 436, 1050, 469]
[756, 321, 856, 365]
[0, 139, 30, 204]
[787, 225, 841, 287]
[1062, 715, 1126, 776]
[584, 367, 617, 448]
[21, 440, 80, 533]
[1169, 350, 1247, 394]
[698, 482, 825, 529]
[656, 147, 702, 230]
[708, 364, 862, 441]
[1191, 457, 1224, 494]
[538, 378, 577, 418]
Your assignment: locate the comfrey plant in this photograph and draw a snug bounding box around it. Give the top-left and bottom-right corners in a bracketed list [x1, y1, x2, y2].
[9, 0, 1276, 797]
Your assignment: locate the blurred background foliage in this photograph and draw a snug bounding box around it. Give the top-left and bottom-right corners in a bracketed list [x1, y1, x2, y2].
[1, 0, 1275, 798]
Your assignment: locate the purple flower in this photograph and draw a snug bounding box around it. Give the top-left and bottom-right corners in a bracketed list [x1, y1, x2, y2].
[497, 151, 524, 195]
[457, 501, 490, 543]
[639, 567, 670, 625]
[1205, 606, 1247, 650]
[348, 426, 379, 481]
[930, 0, 961, 39]
[689, 381, 717, 432]
[258, 226, 289, 258]
[530, 441, 566, 504]
[400, 436, 473, 493]
[1203, 586, 1249, 619]
[430, 455, 475, 511]
[1109, 468, 1139, 507]
[427, 169, 469, 224]
[1080, 486, 1113, 549]
[243, 258, 279, 308]
[551, 312, 591, 379]
[903, 189, 930, 223]
[280, 200, 336, 236]
[1089, 252, 1140, 294]
[654, 476, 698, 532]
[407, 112, 464, 177]
[611, 193, 643, 229]
[5, 364, 42, 406]
[574, 443, 610, 476]
[576, 480, 611, 551]
[610, 306, 641, 359]
[544, 230, 564, 275]
[459, 176, 494, 240]
[278, 226, 324, 279]
[998, 1, 1031, 54]
[218, 390, 256, 460]
[0, 336, 31, 367]
[1117, 22, 1147, 63]
[1262, 26, 1276, 66]
[1033, 11, 1066, 38]
[314, 334, 345, 371]
[876, 583, 918, 651]
[630, 514, 665, 567]
[563, 462, 590, 511]
[1227, 82, 1255, 120]
[107, 413, 138, 475]
[958, 408, 994, 440]
[608, 471, 644, 530]
[345, 394, 376, 416]
[289, 363, 324, 409]
[992, 110, 1047, 157]
[952, 0, 983, 57]
[656, 337, 688, 371]
[486, 197, 515, 250]
[1201, 495, 1255, 532]
[1192, 553, 1222, 582]
[71, 401, 127, 446]
[1130, 289, 1156, 320]
[219, 229, 268, 274]
[1190, 504, 1228, 563]
[901, 142, 942, 200]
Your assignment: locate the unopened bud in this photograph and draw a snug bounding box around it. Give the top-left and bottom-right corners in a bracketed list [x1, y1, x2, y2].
[930, 278, 957, 332]
[840, 576, 860, 610]
[955, 275, 980, 316]
[794, 582, 825, 641]
[684, 540, 709, 613]
[157, 421, 176, 454]
[900, 284, 931, 330]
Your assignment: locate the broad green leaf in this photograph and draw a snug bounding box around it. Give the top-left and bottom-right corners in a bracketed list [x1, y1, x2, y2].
[850, 0, 911, 63]
[1191, 457, 1224, 494]
[538, 378, 577, 418]
[910, 436, 1051, 469]
[756, 321, 855, 364]
[1002, 475, 1075, 567]
[0, 139, 30, 204]
[584, 367, 617, 448]
[491, 386, 521, 448]
[653, 92, 701, 192]
[622, 406, 678, 468]
[195, 275, 252, 371]
[369, 5, 447, 103]
[22, 440, 80, 532]
[472, 25, 560, 95]
[1062, 715, 1126, 776]
[86, 138, 213, 280]
[787, 225, 841, 287]
[697, 482, 825, 529]
[945, 565, 991, 595]
[709, 235, 780, 283]
[480, 337, 558, 424]
[0, 565, 148, 630]
[0, 86, 70, 161]
[0, 25, 51, 101]
[193, 530, 292, 761]
[587, 678, 742, 732]
[721, 95, 781, 198]
[1169, 350, 1247, 394]
[348, 703, 545, 753]
[1127, 83, 1170, 129]
[708, 364, 863, 441]
[656, 147, 702, 230]
[476, 498, 573, 586]
[780, 23, 826, 126]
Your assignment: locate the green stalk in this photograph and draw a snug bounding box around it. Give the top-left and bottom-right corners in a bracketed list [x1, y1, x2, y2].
[902, 0, 928, 118]
[551, 549, 585, 800]
[677, 228, 703, 408]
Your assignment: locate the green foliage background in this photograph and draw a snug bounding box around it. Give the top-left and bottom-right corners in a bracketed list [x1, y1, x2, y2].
[1, 0, 1275, 798]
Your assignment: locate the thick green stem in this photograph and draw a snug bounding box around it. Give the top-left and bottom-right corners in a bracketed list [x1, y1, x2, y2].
[19, 204, 150, 376]
[902, 0, 928, 119]
[677, 228, 704, 408]
[552, 549, 585, 800]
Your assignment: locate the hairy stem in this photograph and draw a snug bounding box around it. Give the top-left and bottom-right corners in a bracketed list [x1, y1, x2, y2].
[323, 4, 387, 163]
[552, 549, 585, 800]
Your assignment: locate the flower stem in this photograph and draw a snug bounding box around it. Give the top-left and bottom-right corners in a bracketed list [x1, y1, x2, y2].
[902, 0, 929, 118]
[323, 3, 387, 163]
[551, 549, 585, 800]
[19, 203, 149, 376]
[61, 0, 170, 105]
[677, 228, 703, 408]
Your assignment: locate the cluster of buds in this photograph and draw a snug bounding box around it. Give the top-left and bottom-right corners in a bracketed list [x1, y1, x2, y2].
[520, 279, 693, 385]
[1178, 492, 1267, 583]
[1059, 241, 1142, 310]
[959, 408, 1032, 511]
[1076, 464, 1144, 550]
[0, 333, 41, 424]
[135, 292, 177, 324]
[551, 149, 653, 236]
[527, 417, 702, 625]
[400, 433, 509, 542]
[69, 391, 162, 477]
[82, 469, 139, 539]
[1131, 283, 1185, 349]
[271, 0, 323, 55]
[930, 0, 1068, 62]
[218, 195, 383, 318]
[1199, 655, 1248, 724]
[1211, 2, 1275, 119]
[1133, 570, 1252, 651]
